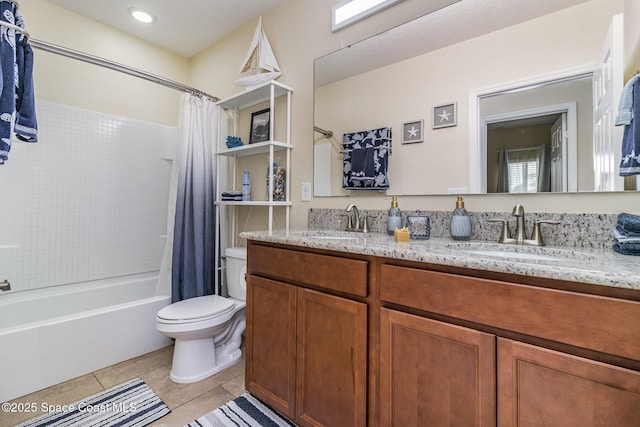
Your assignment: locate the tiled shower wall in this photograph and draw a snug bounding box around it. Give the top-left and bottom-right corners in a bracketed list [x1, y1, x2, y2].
[0, 101, 177, 292]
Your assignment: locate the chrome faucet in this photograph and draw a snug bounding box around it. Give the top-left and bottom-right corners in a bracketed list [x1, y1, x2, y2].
[487, 205, 560, 246]
[0, 280, 11, 292]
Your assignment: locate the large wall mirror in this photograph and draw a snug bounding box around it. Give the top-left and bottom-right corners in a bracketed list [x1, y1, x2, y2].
[313, 0, 635, 196]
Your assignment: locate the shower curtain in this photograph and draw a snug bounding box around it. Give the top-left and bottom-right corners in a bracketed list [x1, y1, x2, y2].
[164, 93, 218, 303]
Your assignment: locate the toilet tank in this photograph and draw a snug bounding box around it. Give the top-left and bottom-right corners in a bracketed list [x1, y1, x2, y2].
[225, 247, 247, 300]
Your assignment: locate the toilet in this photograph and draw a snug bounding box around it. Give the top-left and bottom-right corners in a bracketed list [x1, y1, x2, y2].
[155, 247, 247, 383]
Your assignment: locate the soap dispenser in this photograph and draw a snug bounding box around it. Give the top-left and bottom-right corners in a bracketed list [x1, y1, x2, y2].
[450, 196, 472, 241]
[387, 196, 402, 235]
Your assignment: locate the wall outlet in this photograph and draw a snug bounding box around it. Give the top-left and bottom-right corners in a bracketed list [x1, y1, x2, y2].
[301, 182, 311, 202]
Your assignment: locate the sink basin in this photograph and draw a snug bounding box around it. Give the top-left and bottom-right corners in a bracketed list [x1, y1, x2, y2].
[462, 249, 562, 262]
[308, 235, 359, 242]
[444, 242, 596, 262]
[293, 231, 361, 243]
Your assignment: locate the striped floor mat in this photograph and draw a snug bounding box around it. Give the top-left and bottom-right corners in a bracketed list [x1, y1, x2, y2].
[17, 378, 170, 427]
[185, 393, 297, 427]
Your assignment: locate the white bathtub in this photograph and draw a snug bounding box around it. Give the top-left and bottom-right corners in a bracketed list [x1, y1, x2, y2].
[0, 273, 172, 402]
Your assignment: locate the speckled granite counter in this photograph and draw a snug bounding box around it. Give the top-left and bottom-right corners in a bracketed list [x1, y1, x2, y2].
[240, 230, 640, 291]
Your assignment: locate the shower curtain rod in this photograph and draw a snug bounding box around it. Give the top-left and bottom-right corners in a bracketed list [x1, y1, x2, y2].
[30, 38, 220, 102]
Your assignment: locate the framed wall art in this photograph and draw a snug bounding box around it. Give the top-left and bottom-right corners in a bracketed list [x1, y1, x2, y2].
[249, 108, 270, 144]
[402, 120, 423, 144]
[432, 102, 457, 129]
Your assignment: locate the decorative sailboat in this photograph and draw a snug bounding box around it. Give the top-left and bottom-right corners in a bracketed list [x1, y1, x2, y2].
[235, 17, 281, 87]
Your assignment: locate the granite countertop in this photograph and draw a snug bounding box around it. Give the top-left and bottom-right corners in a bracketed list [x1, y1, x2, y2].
[240, 229, 640, 291]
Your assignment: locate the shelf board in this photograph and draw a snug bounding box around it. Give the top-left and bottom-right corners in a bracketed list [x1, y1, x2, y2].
[215, 201, 292, 207]
[217, 140, 291, 157]
[217, 81, 293, 110]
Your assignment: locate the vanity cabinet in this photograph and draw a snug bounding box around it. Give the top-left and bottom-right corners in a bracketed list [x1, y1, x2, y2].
[380, 308, 496, 426]
[245, 242, 368, 427]
[245, 240, 640, 426]
[380, 263, 640, 426]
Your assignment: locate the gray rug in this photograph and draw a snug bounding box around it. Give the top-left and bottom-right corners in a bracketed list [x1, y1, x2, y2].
[185, 393, 296, 427]
[17, 378, 170, 427]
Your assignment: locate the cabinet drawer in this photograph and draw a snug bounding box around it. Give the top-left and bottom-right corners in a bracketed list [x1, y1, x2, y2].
[380, 264, 640, 361]
[248, 244, 368, 297]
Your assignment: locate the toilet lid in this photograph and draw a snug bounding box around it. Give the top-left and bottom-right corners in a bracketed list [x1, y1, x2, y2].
[157, 295, 235, 322]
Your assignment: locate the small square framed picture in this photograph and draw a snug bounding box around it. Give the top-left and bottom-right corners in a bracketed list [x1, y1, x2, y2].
[249, 108, 270, 144]
[432, 103, 457, 129]
[402, 120, 423, 144]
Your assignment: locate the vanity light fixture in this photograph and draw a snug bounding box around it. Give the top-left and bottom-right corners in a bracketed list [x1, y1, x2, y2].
[332, 0, 404, 32]
[128, 7, 156, 24]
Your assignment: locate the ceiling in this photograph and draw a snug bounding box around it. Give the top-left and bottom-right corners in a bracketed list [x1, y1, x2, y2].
[45, 0, 284, 58]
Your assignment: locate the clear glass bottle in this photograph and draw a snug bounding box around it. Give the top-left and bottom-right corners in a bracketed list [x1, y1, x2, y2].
[266, 160, 286, 201]
[387, 196, 402, 235]
[450, 196, 472, 240]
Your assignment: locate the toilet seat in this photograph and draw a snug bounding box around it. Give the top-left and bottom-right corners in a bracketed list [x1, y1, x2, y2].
[156, 295, 236, 324]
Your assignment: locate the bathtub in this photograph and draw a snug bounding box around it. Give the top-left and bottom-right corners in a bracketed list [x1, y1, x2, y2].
[0, 272, 172, 402]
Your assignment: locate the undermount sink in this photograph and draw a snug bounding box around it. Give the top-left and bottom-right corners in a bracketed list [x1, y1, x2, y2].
[308, 235, 359, 241]
[445, 242, 595, 262]
[461, 249, 562, 262]
[294, 231, 361, 242]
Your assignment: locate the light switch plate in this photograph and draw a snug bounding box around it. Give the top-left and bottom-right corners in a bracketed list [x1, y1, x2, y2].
[301, 182, 311, 201]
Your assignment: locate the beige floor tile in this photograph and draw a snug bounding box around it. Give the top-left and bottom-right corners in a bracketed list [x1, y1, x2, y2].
[0, 374, 103, 427]
[220, 376, 247, 398]
[211, 357, 245, 385]
[149, 386, 235, 427]
[94, 345, 174, 389]
[4, 343, 246, 427]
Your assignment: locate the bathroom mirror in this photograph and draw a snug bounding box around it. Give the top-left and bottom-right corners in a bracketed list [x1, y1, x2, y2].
[313, 0, 631, 196]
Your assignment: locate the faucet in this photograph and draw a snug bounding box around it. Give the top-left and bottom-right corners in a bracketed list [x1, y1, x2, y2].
[345, 204, 361, 231]
[0, 280, 11, 292]
[511, 204, 527, 244]
[486, 205, 560, 246]
[344, 204, 370, 232]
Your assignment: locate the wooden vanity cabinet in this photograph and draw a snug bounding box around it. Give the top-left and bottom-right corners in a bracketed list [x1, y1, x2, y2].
[246, 242, 368, 427]
[380, 263, 640, 427]
[380, 308, 496, 426]
[246, 241, 640, 426]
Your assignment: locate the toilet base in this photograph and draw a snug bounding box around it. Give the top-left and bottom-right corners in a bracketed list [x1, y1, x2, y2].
[169, 341, 243, 383]
[168, 313, 246, 383]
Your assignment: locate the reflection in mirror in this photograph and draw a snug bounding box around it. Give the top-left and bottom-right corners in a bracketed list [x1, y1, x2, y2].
[479, 75, 592, 194]
[314, 0, 630, 197]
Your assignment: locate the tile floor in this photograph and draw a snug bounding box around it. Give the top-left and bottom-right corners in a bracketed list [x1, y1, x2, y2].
[1, 345, 246, 427]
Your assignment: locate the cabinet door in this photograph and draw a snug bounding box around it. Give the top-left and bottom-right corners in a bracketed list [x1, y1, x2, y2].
[246, 275, 297, 419]
[296, 288, 367, 427]
[380, 308, 496, 426]
[498, 338, 640, 426]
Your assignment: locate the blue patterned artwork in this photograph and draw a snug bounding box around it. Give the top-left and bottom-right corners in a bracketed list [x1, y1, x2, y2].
[342, 127, 391, 190]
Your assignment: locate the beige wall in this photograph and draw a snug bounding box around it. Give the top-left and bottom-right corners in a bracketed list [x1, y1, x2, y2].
[189, 0, 638, 233]
[624, 0, 640, 79]
[24, 0, 640, 236]
[23, 0, 189, 125]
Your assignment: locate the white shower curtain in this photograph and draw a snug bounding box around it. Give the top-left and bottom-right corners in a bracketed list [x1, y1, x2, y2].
[157, 93, 218, 302]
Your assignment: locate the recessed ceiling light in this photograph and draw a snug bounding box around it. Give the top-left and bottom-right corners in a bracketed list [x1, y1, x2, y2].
[128, 7, 155, 24]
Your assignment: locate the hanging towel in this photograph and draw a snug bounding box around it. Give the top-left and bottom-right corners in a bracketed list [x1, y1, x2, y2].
[0, 2, 37, 165]
[615, 75, 640, 176]
[14, 11, 37, 142]
[343, 127, 390, 190]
